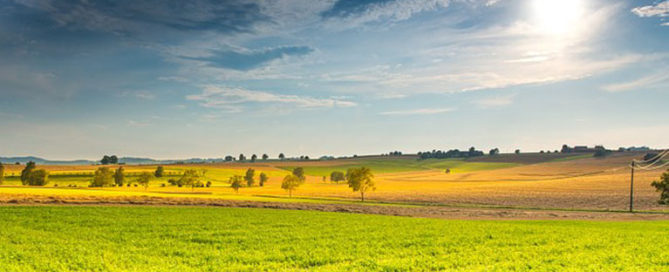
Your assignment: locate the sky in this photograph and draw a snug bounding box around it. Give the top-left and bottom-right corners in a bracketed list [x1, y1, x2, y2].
[0, 0, 668, 160]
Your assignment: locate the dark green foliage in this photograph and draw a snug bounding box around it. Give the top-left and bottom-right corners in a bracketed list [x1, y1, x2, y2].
[91, 167, 114, 187]
[489, 148, 500, 156]
[0, 162, 4, 185]
[136, 172, 152, 190]
[251, 154, 257, 162]
[330, 171, 345, 183]
[418, 147, 484, 160]
[651, 169, 669, 205]
[292, 167, 305, 181]
[155, 166, 164, 178]
[229, 175, 243, 193]
[26, 169, 49, 186]
[259, 173, 268, 187]
[262, 154, 269, 160]
[114, 167, 125, 186]
[278, 153, 285, 160]
[20, 161, 36, 185]
[245, 168, 255, 186]
[281, 174, 304, 197]
[346, 167, 375, 201]
[239, 154, 246, 161]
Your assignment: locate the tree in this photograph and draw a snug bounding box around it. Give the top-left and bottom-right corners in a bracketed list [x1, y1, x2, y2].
[515, 149, 520, 155]
[27, 169, 49, 186]
[179, 169, 203, 190]
[259, 172, 268, 187]
[489, 148, 499, 156]
[292, 167, 305, 181]
[250, 154, 257, 162]
[245, 168, 255, 186]
[651, 169, 669, 205]
[239, 154, 246, 161]
[155, 166, 164, 178]
[136, 172, 152, 190]
[101, 155, 111, 165]
[20, 161, 36, 185]
[0, 162, 4, 185]
[278, 153, 285, 160]
[91, 167, 114, 187]
[330, 171, 345, 183]
[561, 144, 571, 153]
[346, 167, 375, 202]
[281, 174, 303, 197]
[230, 175, 243, 193]
[110, 155, 119, 164]
[262, 154, 269, 161]
[114, 167, 125, 186]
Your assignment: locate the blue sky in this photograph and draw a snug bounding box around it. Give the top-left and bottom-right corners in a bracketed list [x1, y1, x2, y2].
[1, 0, 668, 160]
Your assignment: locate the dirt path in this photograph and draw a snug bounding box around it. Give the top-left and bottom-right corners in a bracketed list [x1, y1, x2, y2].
[1, 194, 667, 221]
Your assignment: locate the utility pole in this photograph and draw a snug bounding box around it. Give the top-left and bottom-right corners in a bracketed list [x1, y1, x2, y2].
[629, 161, 635, 213]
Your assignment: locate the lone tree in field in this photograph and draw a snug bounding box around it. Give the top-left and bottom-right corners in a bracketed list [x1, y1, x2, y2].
[136, 172, 153, 190]
[515, 149, 520, 154]
[245, 168, 255, 186]
[330, 171, 345, 183]
[154, 166, 164, 178]
[262, 154, 269, 161]
[239, 154, 246, 161]
[179, 169, 204, 190]
[259, 172, 268, 187]
[346, 167, 375, 202]
[26, 169, 49, 186]
[278, 153, 285, 160]
[292, 167, 305, 181]
[20, 161, 36, 185]
[251, 154, 257, 162]
[281, 174, 304, 197]
[91, 167, 114, 187]
[114, 167, 125, 186]
[651, 169, 669, 205]
[0, 162, 4, 185]
[229, 175, 243, 193]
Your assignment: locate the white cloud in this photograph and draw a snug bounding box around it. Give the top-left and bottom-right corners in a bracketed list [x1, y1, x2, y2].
[601, 72, 669, 92]
[186, 85, 357, 112]
[631, 1, 669, 17]
[473, 94, 515, 108]
[324, 0, 451, 29]
[379, 108, 453, 116]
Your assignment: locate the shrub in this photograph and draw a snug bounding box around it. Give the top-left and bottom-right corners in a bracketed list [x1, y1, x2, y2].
[27, 169, 49, 186]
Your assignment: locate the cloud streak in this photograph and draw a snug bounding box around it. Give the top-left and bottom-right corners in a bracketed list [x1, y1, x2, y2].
[186, 86, 357, 112]
[601, 72, 669, 92]
[379, 108, 453, 116]
[631, 1, 669, 17]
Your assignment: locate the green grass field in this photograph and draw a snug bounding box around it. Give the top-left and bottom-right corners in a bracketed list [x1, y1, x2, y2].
[279, 158, 518, 176]
[0, 206, 666, 271]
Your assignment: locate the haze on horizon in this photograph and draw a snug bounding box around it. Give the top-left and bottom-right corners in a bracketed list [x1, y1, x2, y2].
[1, 0, 668, 160]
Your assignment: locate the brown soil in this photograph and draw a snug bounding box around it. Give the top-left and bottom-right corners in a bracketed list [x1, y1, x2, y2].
[1, 194, 667, 221]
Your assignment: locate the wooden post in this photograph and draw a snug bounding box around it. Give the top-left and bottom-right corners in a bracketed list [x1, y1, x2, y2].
[629, 161, 635, 213]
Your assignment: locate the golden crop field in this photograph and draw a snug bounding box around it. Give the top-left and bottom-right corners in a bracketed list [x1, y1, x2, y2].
[1, 152, 667, 212]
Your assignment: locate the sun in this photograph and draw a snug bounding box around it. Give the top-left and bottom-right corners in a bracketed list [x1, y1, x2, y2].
[531, 0, 584, 35]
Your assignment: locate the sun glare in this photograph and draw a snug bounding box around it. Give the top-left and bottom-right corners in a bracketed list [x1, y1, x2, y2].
[532, 0, 584, 35]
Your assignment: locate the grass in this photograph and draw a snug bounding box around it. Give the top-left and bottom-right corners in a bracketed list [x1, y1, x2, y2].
[279, 158, 518, 176]
[0, 206, 666, 271]
[550, 154, 593, 162]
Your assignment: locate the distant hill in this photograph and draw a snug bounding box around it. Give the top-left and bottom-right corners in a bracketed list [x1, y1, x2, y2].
[0, 156, 226, 165]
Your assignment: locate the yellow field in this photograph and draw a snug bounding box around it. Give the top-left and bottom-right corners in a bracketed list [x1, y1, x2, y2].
[1, 153, 667, 212]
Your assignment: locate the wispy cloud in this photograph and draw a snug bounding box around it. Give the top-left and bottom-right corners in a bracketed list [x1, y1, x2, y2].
[473, 94, 515, 108]
[631, 1, 669, 17]
[322, 0, 451, 29]
[186, 85, 357, 112]
[379, 108, 453, 116]
[183, 46, 314, 71]
[601, 72, 669, 92]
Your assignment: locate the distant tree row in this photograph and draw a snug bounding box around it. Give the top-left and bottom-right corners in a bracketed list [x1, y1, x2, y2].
[100, 155, 119, 165]
[418, 147, 484, 160]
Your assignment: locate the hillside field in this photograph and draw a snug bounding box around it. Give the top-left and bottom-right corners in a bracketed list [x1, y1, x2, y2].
[0, 206, 667, 272]
[1, 152, 667, 212]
